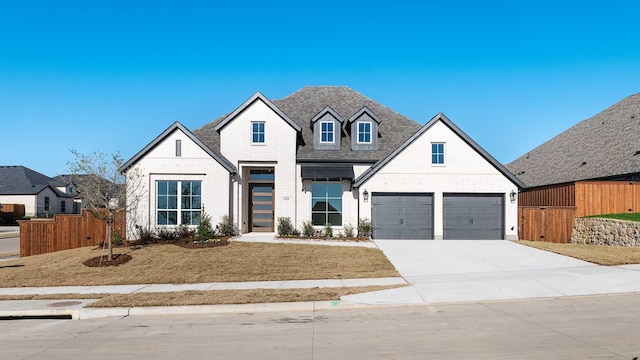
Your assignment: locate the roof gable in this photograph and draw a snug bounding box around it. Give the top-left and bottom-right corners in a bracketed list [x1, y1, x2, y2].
[354, 113, 525, 188]
[119, 122, 237, 173]
[311, 105, 345, 125]
[347, 106, 382, 124]
[507, 93, 640, 187]
[214, 92, 302, 133]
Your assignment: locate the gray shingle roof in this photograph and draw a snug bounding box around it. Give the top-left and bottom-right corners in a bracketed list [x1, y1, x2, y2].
[193, 86, 422, 163]
[0, 166, 69, 196]
[506, 93, 640, 188]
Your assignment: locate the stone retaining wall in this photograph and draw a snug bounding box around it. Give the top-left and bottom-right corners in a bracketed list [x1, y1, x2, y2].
[571, 218, 640, 246]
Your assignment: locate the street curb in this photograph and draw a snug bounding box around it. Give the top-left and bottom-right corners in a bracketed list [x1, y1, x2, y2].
[0, 232, 18, 239]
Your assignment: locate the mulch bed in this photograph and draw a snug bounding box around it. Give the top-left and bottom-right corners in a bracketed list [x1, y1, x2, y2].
[83, 253, 133, 267]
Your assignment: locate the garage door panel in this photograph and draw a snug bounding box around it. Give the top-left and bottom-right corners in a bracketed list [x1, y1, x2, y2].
[372, 193, 433, 240]
[444, 194, 504, 240]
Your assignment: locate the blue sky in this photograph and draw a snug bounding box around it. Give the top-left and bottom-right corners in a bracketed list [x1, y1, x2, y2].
[2, 0, 639, 177]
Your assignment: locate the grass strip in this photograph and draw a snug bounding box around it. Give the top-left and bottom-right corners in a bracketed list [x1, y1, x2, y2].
[0, 285, 404, 307]
[517, 240, 640, 266]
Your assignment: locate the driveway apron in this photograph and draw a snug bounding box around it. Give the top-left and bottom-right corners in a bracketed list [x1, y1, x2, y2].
[342, 240, 640, 305]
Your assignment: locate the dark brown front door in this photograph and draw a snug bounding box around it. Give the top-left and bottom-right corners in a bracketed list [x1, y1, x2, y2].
[250, 183, 274, 232]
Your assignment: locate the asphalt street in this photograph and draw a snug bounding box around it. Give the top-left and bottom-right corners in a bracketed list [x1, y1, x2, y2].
[0, 236, 18, 256]
[2, 294, 640, 359]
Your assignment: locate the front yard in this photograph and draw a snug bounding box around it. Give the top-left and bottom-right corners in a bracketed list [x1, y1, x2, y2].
[0, 241, 398, 287]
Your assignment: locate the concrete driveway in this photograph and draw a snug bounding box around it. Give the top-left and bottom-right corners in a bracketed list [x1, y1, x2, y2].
[343, 240, 640, 305]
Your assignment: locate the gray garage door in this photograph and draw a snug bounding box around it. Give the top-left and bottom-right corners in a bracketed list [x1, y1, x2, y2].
[372, 193, 433, 239]
[443, 194, 504, 240]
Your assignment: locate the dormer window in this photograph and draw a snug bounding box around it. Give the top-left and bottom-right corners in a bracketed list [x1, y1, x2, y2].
[357, 122, 372, 144]
[348, 106, 381, 151]
[311, 106, 343, 150]
[320, 121, 334, 143]
[252, 121, 265, 144]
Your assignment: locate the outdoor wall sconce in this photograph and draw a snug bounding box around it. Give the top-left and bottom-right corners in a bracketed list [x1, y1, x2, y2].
[363, 189, 369, 203]
[510, 190, 517, 204]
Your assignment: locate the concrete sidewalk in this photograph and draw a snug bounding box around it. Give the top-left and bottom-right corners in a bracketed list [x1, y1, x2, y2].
[0, 277, 407, 320]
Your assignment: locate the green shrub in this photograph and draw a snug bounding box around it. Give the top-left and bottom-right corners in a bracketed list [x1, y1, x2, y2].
[197, 212, 215, 241]
[302, 221, 314, 237]
[344, 223, 355, 238]
[177, 224, 196, 241]
[112, 228, 123, 246]
[358, 218, 372, 238]
[277, 217, 295, 236]
[324, 223, 333, 238]
[218, 215, 239, 236]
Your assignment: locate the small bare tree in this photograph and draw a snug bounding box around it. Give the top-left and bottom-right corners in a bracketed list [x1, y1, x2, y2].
[67, 150, 143, 261]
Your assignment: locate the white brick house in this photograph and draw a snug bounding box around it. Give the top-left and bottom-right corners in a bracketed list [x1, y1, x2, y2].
[120, 87, 524, 240]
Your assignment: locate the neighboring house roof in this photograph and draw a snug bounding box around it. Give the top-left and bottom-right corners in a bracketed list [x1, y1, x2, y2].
[353, 113, 525, 189]
[119, 121, 237, 173]
[506, 93, 640, 188]
[0, 166, 71, 197]
[54, 174, 121, 200]
[193, 86, 422, 163]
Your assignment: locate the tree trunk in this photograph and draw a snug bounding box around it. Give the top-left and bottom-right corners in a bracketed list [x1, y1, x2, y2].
[107, 219, 113, 261]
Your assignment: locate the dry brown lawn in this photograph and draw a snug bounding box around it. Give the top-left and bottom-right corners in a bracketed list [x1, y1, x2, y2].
[0, 242, 398, 287]
[0, 285, 404, 307]
[517, 240, 640, 266]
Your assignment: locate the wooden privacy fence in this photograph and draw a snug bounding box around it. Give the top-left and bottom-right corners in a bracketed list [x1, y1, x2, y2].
[19, 210, 125, 257]
[518, 206, 577, 243]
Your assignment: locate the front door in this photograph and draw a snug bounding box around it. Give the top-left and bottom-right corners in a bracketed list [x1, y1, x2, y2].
[250, 183, 274, 232]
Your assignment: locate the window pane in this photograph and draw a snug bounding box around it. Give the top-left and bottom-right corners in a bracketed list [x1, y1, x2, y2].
[182, 182, 192, 196]
[312, 213, 326, 226]
[328, 213, 342, 226]
[158, 211, 168, 225]
[158, 181, 167, 194]
[167, 211, 177, 225]
[168, 196, 177, 209]
[327, 198, 342, 212]
[168, 181, 178, 195]
[326, 184, 342, 197]
[312, 200, 327, 211]
[192, 182, 201, 195]
[192, 196, 201, 209]
[182, 196, 191, 209]
[158, 196, 167, 209]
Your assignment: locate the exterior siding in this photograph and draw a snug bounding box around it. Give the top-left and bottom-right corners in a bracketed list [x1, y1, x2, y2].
[357, 120, 519, 240]
[219, 99, 298, 233]
[126, 128, 231, 239]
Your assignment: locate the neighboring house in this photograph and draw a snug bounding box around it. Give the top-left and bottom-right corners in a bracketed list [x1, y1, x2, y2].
[120, 86, 523, 240]
[54, 174, 120, 213]
[507, 92, 640, 217]
[0, 166, 76, 217]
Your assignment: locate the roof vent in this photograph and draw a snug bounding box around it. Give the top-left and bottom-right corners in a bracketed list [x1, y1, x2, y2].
[580, 161, 587, 166]
[517, 171, 526, 175]
[634, 150, 640, 156]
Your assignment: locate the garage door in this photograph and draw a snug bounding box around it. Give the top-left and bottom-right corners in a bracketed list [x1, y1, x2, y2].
[443, 194, 504, 240]
[372, 193, 433, 239]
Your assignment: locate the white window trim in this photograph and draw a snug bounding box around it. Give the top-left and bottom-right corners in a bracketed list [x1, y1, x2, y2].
[251, 121, 266, 145]
[319, 120, 335, 144]
[431, 142, 446, 166]
[356, 121, 373, 144]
